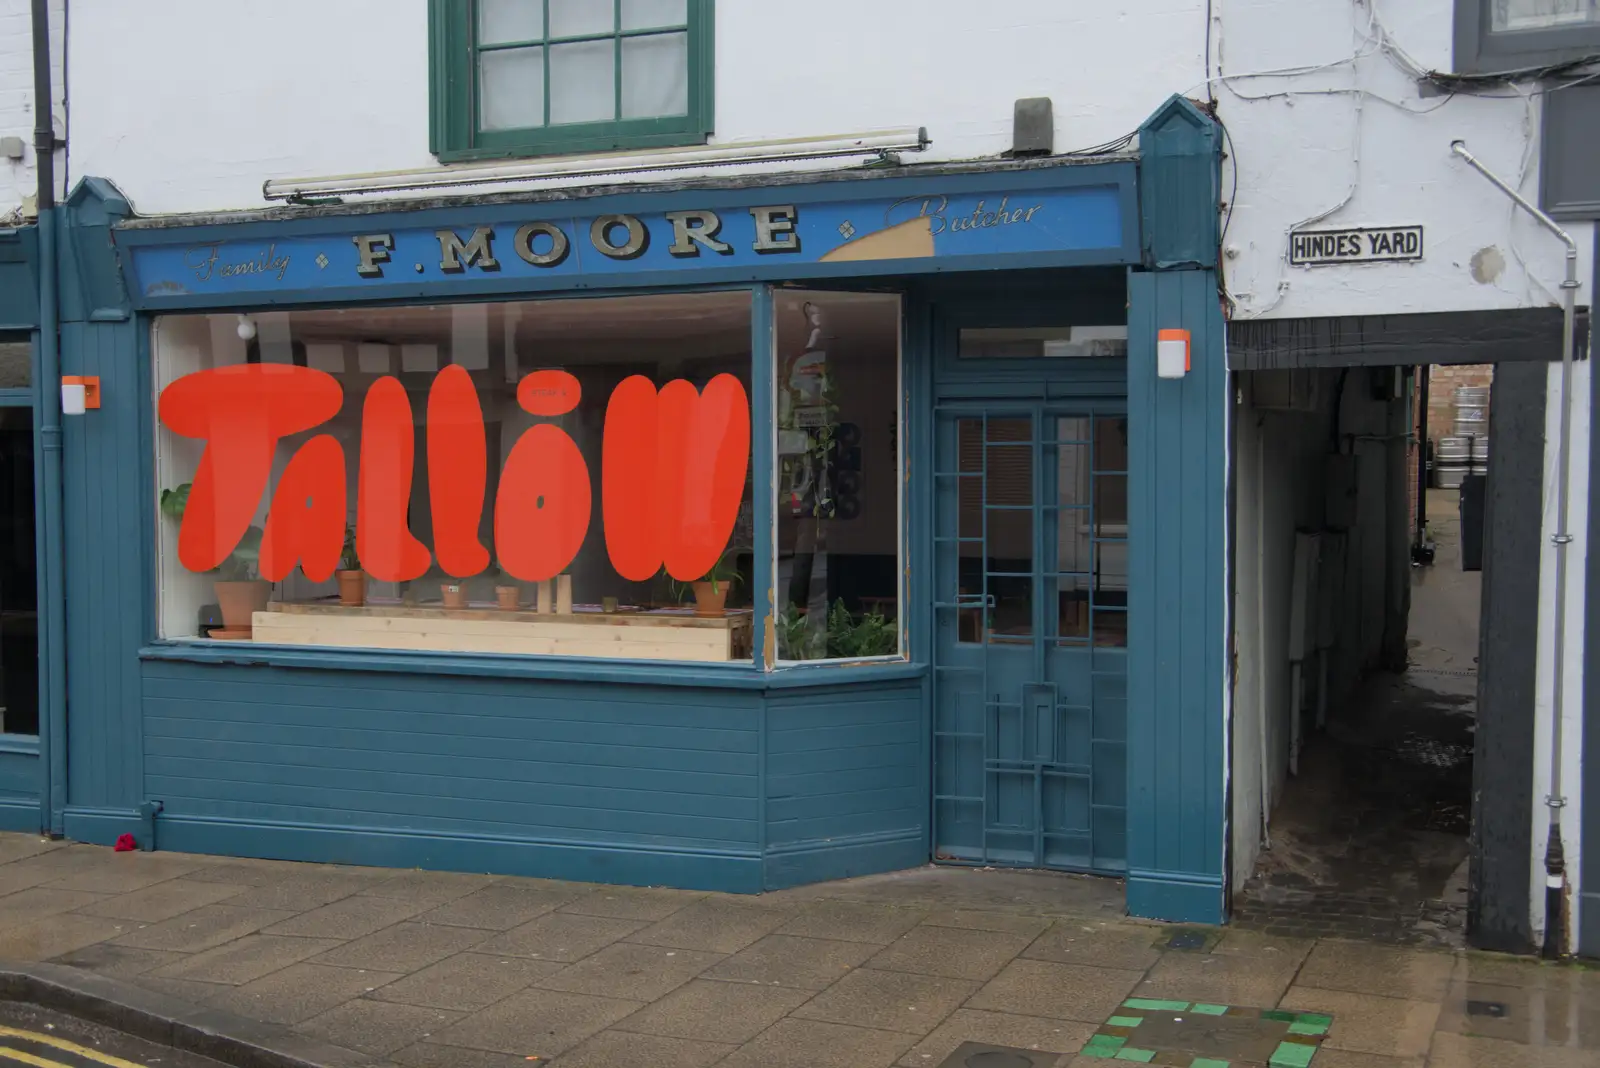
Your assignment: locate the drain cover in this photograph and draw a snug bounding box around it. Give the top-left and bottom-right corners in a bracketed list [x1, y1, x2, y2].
[1167, 931, 1209, 950]
[1465, 1000, 1508, 1018]
[937, 1043, 1054, 1068]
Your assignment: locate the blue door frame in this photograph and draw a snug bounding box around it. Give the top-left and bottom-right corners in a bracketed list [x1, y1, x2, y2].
[930, 400, 1130, 873]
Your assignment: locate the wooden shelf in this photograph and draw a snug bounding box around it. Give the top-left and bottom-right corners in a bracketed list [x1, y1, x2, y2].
[251, 601, 754, 662]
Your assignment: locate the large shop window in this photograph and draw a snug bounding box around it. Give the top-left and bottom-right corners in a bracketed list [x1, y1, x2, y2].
[154, 292, 758, 664]
[431, 0, 715, 162]
[774, 292, 904, 662]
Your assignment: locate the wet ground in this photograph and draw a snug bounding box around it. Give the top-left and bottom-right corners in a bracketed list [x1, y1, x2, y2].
[1233, 490, 1480, 948]
[0, 1001, 229, 1067]
[0, 833, 1593, 1067]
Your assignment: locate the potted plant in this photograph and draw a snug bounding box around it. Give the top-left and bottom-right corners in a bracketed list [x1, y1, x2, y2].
[336, 525, 365, 607]
[441, 581, 468, 609]
[160, 483, 269, 637]
[494, 567, 521, 611]
[691, 550, 742, 618]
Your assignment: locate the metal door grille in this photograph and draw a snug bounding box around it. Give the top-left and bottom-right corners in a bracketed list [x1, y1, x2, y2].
[932, 403, 1129, 873]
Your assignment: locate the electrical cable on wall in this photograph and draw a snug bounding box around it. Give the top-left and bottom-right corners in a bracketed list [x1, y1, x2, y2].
[1205, 0, 1596, 319]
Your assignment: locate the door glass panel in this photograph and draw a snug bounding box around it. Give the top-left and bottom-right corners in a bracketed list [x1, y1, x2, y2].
[984, 420, 1032, 642]
[0, 408, 37, 735]
[1094, 475, 1127, 536]
[0, 341, 31, 387]
[1095, 415, 1128, 471]
[1056, 573, 1089, 641]
[959, 326, 1129, 360]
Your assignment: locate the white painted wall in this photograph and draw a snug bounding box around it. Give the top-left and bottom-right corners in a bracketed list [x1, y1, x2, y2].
[1217, 0, 1594, 319]
[1530, 358, 1588, 955]
[60, 0, 1589, 322]
[0, 0, 63, 219]
[64, 0, 1205, 214]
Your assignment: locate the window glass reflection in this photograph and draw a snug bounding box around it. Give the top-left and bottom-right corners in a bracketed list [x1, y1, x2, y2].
[775, 293, 902, 661]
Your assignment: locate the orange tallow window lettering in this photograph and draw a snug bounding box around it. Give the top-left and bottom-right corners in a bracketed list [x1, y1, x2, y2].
[259, 434, 347, 582]
[358, 375, 433, 583]
[157, 365, 342, 573]
[603, 373, 750, 583]
[427, 364, 491, 578]
[517, 369, 581, 416]
[495, 423, 592, 584]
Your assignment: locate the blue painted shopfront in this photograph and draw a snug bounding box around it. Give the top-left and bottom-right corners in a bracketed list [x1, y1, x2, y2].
[16, 96, 1229, 923]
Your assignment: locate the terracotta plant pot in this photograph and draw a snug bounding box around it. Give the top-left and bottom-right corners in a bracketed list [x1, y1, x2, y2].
[337, 570, 366, 607]
[495, 585, 520, 611]
[692, 580, 729, 618]
[441, 583, 468, 609]
[214, 579, 271, 634]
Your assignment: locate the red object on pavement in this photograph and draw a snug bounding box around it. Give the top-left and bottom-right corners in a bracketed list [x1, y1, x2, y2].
[113, 833, 136, 852]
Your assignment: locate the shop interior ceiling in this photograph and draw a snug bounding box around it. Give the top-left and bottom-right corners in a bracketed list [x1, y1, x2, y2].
[263, 292, 899, 353]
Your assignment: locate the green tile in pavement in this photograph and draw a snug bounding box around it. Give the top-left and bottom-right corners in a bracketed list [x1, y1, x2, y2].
[1124, 998, 1190, 1011]
[1191, 1004, 1229, 1015]
[1108, 1016, 1145, 1028]
[1269, 1041, 1318, 1068]
[1115, 1048, 1157, 1063]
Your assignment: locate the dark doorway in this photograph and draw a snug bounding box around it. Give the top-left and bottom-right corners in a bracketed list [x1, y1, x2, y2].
[0, 406, 38, 737]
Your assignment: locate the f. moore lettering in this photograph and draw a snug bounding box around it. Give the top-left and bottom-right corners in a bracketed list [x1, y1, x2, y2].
[1289, 225, 1424, 267]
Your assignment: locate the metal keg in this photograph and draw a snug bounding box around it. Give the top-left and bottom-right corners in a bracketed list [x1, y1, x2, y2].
[1435, 435, 1471, 488]
[1471, 465, 1489, 476]
[1453, 385, 1489, 436]
[1471, 438, 1489, 461]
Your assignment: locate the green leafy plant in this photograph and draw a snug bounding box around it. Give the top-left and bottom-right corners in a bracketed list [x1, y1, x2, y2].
[159, 482, 263, 581]
[825, 599, 899, 658]
[776, 602, 826, 660]
[338, 525, 360, 572]
[698, 548, 744, 596]
[776, 599, 899, 660]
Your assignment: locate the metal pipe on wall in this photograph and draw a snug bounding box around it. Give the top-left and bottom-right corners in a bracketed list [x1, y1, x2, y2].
[1451, 140, 1580, 958]
[31, 0, 66, 835]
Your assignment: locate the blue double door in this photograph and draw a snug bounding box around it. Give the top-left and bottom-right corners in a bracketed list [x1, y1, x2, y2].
[932, 400, 1130, 873]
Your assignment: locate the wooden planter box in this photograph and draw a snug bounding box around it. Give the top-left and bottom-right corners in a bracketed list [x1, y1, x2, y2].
[251, 601, 754, 662]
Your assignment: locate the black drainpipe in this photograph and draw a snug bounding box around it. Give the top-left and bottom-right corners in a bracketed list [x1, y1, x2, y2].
[32, 0, 67, 835]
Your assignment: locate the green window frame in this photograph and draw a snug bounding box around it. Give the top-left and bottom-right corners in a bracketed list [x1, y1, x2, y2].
[430, 0, 715, 163]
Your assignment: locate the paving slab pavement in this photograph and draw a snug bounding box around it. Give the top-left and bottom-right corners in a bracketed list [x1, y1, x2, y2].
[0, 834, 1591, 1067]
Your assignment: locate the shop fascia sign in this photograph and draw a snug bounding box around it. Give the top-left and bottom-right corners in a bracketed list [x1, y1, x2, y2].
[128, 180, 1128, 299]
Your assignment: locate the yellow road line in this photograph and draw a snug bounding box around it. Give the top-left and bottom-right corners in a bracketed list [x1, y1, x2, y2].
[0, 1046, 77, 1068]
[0, 1027, 148, 1068]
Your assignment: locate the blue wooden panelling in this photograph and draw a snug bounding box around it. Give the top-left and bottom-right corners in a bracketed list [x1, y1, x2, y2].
[0, 743, 40, 832]
[0, 226, 40, 330]
[135, 662, 928, 892]
[61, 319, 148, 820]
[764, 680, 926, 888]
[1138, 96, 1222, 271]
[1125, 268, 1228, 923]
